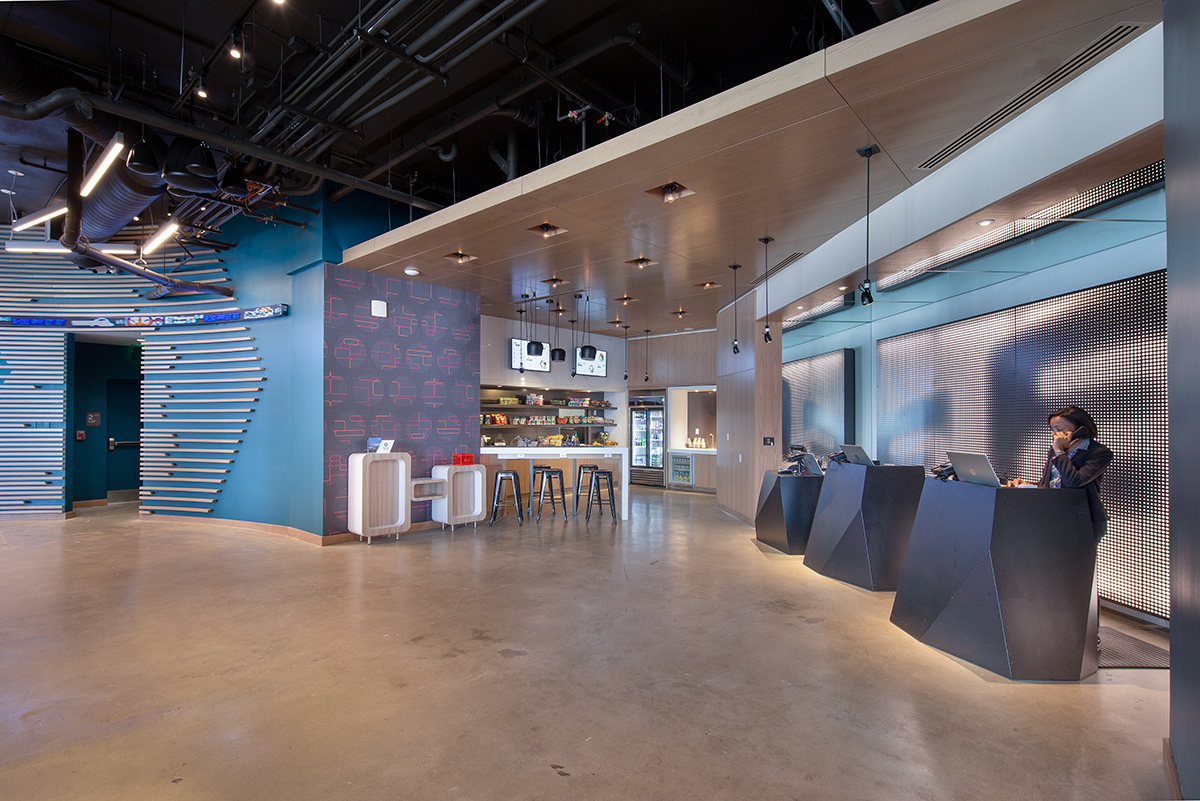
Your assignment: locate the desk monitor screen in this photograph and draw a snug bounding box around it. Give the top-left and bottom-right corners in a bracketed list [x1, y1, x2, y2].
[839, 444, 874, 466]
[947, 451, 1002, 487]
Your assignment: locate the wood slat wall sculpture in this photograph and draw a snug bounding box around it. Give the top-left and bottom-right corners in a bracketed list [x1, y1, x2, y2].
[0, 331, 66, 516]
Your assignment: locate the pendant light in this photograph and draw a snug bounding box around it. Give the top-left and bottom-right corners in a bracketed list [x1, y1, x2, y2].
[622, 324, 630, 381]
[568, 319, 578, 378]
[550, 301, 566, 362]
[126, 57, 160, 177]
[524, 294, 543, 356]
[729, 264, 741, 355]
[580, 295, 597, 360]
[759, 236, 774, 344]
[516, 308, 527, 373]
[643, 330, 651, 382]
[857, 145, 879, 306]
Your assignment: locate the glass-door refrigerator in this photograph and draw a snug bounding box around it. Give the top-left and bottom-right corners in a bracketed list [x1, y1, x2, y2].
[630, 406, 665, 486]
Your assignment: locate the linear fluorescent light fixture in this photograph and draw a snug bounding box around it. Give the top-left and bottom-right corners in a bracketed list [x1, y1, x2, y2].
[11, 203, 68, 233]
[143, 222, 180, 254]
[3, 241, 139, 255]
[80, 133, 125, 197]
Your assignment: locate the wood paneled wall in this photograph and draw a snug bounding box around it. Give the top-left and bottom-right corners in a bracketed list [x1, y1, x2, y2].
[715, 293, 782, 522]
[627, 330, 716, 388]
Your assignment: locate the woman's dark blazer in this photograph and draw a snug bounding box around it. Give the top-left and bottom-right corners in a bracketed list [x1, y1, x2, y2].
[1038, 441, 1114, 542]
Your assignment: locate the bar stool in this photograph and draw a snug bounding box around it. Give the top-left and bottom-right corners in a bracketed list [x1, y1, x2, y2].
[585, 469, 617, 522]
[536, 468, 568, 522]
[528, 464, 553, 516]
[574, 464, 599, 516]
[490, 470, 524, 525]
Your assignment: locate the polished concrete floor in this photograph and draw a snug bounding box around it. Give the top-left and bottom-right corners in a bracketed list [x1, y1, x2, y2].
[0, 490, 1170, 800]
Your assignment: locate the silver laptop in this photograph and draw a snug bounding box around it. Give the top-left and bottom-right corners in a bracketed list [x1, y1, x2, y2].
[802, 453, 824, 475]
[839, 444, 874, 466]
[947, 451, 1002, 487]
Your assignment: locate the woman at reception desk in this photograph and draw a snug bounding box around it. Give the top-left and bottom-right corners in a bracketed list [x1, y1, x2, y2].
[892, 405, 1114, 680]
[1007, 405, 1113, 541]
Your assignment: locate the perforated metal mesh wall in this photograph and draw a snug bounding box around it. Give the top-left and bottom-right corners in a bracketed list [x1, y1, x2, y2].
[782, 349, 854, 456]
[877, 271, 1168, 618]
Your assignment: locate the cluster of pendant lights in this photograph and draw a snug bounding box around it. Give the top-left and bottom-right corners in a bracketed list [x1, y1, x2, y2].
[515, 292, 655, 383]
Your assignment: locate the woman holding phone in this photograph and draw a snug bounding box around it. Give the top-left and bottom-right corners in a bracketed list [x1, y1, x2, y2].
[1008, 406, 1113, 540]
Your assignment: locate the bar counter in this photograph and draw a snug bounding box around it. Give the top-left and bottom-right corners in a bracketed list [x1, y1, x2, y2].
[480, 446, 629, 520]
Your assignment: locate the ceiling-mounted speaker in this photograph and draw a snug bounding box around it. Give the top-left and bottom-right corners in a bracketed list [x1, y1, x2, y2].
[187, 141, 218, 178]
[125, 139, 160, 176]
[550, 347, 566, 362]
[219, 166, 248, 198]
[580, 344, 597, 360]
[163, 137, 217, 193]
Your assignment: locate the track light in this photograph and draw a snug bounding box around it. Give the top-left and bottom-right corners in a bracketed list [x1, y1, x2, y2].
[759, 236, 774, 345]
[80, 133, 125, 197]
[143, 221, 180, 255]
[229, 27, 243, 59]
[643, 330, 651, 382]
[196, 73, 208, 99]
[732, 339, 740, 355]
[730, 263, 741, 355]
[859, 280, 874, 306]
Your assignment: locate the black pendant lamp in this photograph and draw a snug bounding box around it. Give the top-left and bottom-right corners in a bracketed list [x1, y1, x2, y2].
[622, 325, 630, 381]
[187, 141, 218, 178]
[858, 145, 879, 307]
[568, 319, 578, 378]
[759, 236, 774, 344]
[219, 163, 249, 198]
[163, 136, 217, 193]
[126, 139, 160, 176]
[730, 264, 741, 355]
[580, 295, 597, 360]
[524, 294, 543, 356]
[550, 301, 567, 362]
[643, 330, 651, 382]
[517, 308, 527, 373]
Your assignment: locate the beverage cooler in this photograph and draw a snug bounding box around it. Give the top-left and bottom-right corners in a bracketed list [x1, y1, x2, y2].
[630, 406, 665, 486]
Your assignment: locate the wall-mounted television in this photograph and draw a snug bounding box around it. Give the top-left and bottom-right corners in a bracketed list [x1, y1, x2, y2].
[574, 347, 607, 377]
[510, 338, 551, 372]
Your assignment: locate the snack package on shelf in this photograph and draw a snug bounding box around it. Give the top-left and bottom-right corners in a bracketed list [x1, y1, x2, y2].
[498, 397, 519, 406]
[525, 394, 544, 405]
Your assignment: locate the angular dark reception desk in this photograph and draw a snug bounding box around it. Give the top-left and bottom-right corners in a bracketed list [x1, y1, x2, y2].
[754, 472, 824, 555]
[890, 478, 1098, 681]
[803, 462, 925, 591]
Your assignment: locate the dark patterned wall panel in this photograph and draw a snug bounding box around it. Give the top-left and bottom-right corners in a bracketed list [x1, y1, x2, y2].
[782, 349, 855, 456]
[324, 265, 480, 535]
[877, 271, 1168, 618]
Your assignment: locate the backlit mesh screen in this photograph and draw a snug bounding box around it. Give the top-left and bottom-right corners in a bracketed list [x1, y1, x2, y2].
[877, 271, 1168, 618]
[782, 348, 854, 457]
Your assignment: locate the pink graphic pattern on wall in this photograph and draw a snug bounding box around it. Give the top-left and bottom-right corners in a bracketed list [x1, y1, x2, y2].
[324, 265, 480, 535]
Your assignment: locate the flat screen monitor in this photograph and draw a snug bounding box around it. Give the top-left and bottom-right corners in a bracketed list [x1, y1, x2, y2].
[574, 347, 607, 377]
[510, 338, 550, 372]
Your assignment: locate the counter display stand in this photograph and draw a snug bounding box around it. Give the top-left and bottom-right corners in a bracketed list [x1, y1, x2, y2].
[890, 478, 1099, 680]
[348, 452, 412, 543]
[754, 471, 824, 555]
[802, 462, 925, 591]
[431, 463, 486, 529]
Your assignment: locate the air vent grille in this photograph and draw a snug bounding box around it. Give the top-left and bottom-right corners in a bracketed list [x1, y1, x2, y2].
[748, 251, 803, 287]
[917, 24, 1147, 171]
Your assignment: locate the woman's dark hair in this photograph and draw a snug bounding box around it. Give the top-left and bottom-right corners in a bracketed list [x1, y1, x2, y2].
[1048, 406, 1098, 440]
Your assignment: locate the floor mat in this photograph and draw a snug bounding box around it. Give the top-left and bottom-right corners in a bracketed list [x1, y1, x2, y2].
[1098, 626, 1170, 669]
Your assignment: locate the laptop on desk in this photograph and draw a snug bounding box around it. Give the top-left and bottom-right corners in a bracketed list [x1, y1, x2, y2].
[839, 444, 874, 466]
[946, 451, 1003, 487]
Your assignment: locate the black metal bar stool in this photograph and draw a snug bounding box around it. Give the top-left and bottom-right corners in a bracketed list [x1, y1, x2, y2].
[585, 469, 617, 522]
[536, 468, 568, 522]
[528, 464, 553, 516]
[490, 470, 524, 525]
[574, 464, 599, 516]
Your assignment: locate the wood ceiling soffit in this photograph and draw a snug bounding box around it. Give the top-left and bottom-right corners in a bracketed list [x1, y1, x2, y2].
[825, 0, 1161, 103]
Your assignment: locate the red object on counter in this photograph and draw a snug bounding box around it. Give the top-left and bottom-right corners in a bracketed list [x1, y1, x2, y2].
[453, 453, 474, 465]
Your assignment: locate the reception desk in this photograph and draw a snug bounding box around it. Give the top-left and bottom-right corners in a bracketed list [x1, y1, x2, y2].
[754, 472, 823, 555]
[480, 446, 629, 520]
[890, 478, 1097, 680]
[803, 462, 925, 591]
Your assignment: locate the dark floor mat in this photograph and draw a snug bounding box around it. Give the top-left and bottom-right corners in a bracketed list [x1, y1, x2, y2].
[1098, 626, 1170, 669]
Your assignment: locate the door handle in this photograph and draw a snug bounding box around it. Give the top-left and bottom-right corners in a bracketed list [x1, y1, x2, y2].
[108, 437, 115, 452]
[108, 439, 138, 451]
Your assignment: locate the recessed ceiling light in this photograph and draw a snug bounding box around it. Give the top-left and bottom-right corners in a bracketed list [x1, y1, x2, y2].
[694, 281, 720, 289]
[404, 267, 420, 276]
[530, 222, 567, 238]
[614, 294, 634, 305]
[796, 305, 804, 310]
[626, 257, 657, 269]
[444, 251, 476, 264]
[977, 219, 995, 227]
[837, 286, 849, 291]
